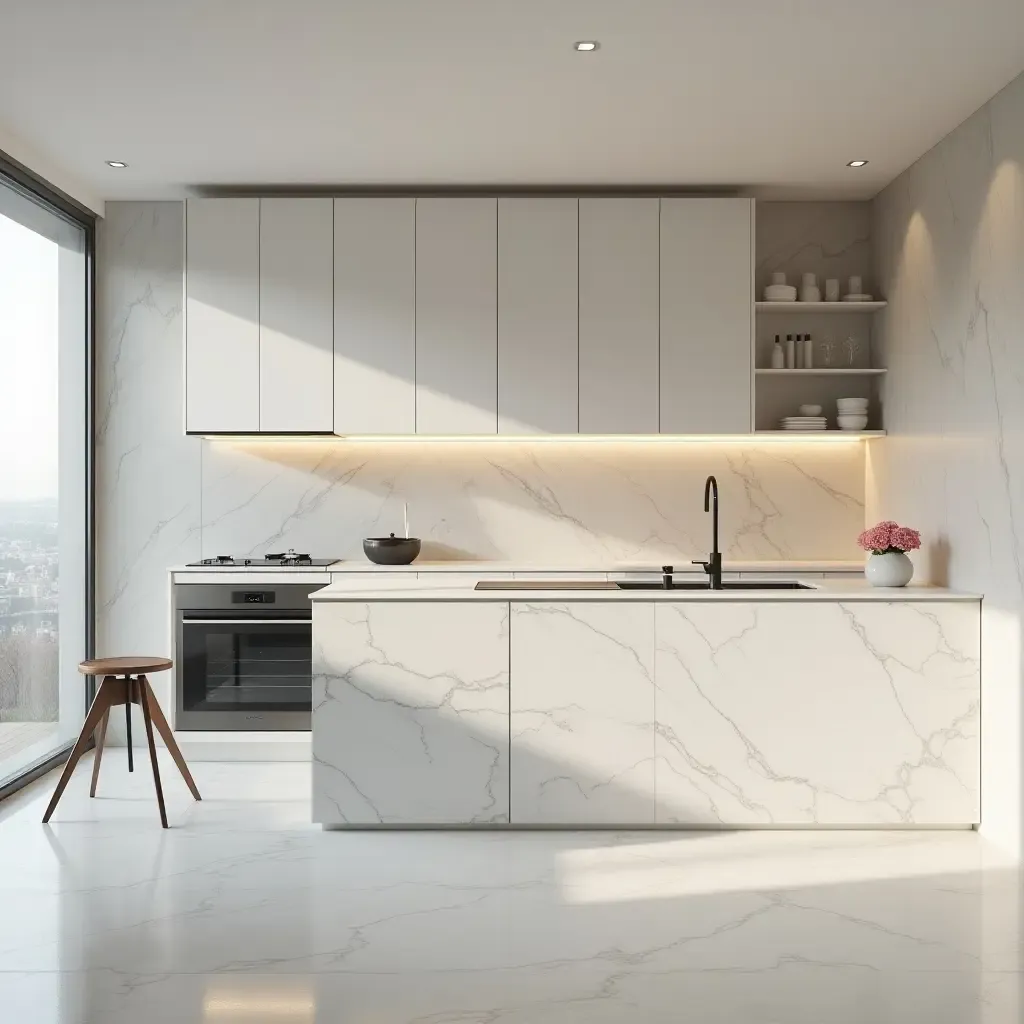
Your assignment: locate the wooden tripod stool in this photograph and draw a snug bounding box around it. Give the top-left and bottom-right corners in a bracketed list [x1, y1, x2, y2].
[42, 657, 201, 828]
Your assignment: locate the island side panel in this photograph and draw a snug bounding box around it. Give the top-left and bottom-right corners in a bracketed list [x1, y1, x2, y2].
[312, 601, 510, 825]
[654, 601, 980, 825]
[510, 601, 656, 824]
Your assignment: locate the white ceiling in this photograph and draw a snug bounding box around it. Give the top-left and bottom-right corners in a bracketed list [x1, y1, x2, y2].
[2, 0, 1024, 204]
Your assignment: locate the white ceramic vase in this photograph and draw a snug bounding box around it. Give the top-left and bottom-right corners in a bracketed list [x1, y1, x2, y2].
[865, 551, 914, 588]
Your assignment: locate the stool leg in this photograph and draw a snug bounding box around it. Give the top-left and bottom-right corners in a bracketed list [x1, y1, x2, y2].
[138, 676, 168, 828]
[139, 676, 201, 801]
[89, 708, 110, 798]
[43, 677, 117, 823]
[125, 676, 134, 773]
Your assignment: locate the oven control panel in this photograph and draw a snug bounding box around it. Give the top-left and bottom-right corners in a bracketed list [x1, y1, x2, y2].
[232, 591, 276, 604]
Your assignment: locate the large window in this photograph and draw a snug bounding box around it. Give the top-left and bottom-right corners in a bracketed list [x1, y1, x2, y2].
[0, 171, 90, 790]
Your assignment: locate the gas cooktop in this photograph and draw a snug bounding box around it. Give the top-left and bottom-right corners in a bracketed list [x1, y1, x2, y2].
[187, 549, 340, 569]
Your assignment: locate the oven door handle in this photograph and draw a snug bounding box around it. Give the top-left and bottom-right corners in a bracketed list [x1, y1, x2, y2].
[180, 618, 313, 626]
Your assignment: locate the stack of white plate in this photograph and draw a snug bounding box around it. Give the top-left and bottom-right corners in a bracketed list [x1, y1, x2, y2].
[780, 416, 828, 431]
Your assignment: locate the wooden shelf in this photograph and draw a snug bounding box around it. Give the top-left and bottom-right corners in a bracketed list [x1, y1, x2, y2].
[755, 368, 887, 376]
[756, 301, 887, 313]
[755, 430, 886, 438]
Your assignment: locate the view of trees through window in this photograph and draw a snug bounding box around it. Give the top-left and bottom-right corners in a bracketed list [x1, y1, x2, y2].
[0, 499, 59, 721]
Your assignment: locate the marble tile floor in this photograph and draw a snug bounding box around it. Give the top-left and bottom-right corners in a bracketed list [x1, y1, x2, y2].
[0, 752, 1021, 1023]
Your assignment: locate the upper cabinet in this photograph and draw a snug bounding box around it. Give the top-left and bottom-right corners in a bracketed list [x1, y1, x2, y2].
[660, 198, 753, 433]
[185, 199, 260, 433]
[334, 198, 415, 435]
[415, 198, 498, 435]
[185, 197, 333, 434]
[259, 198, 334, 433]
[498, 199, 578, 435]
[578, 199, 661, 434]
[184, 195, 755, 437]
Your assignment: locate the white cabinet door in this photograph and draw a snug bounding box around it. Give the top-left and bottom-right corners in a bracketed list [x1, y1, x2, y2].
[415, 198, 497, 434]
[660, 198, 753, 433]
[654, 602, 980, 825]
[578, 198, 659, 434]
[258, 198, 334, 433]
[510, 602, 656, 823]
[334, 198, 415, 435]
[312, 601, 510, 824]
[185, 199, 260, 433]
[498, 198, 578, 434]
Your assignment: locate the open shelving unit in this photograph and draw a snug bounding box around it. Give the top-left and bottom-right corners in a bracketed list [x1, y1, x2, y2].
[753, 297, 888, 435]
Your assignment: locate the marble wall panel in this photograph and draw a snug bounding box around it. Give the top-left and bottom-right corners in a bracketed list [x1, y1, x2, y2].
[871, 68, 1024, 852]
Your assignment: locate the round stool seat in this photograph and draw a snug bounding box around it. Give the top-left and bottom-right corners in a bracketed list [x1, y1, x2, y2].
[78, 656, 172, 676]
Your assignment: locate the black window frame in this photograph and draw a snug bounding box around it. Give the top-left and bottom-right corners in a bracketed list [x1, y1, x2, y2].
[0, 148, 96, 802]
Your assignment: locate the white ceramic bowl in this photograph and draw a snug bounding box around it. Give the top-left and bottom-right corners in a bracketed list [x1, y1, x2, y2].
[837, 414, 869, 431]
[837, 398, 870, 411]
[764, 284, 798, 302]
[798, 404, 823, 416]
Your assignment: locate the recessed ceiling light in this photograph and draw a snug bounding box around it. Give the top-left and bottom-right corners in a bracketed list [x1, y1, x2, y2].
[574, 40, 599, 51]
[846, 160, 869, 168]
[106, 160, 128, 168]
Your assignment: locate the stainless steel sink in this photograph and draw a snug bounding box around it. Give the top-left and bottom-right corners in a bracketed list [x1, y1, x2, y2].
[615, 581, 814, 591]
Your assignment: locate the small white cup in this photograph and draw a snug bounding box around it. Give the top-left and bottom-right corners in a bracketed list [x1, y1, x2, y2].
[772, 271, 787, 286]
[849, 275, 863, 295]
[802, 272, 817, 288]
[825, 279, 840, 302]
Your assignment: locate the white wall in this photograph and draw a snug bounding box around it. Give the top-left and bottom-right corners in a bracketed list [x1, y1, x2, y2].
[871, 68, 1024, 854]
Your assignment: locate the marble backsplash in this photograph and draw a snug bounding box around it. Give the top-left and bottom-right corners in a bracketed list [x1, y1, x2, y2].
[201, 440, 864, 563]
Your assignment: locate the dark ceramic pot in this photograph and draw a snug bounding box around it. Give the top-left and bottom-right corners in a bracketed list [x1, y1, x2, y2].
[363, 534, 421, 565]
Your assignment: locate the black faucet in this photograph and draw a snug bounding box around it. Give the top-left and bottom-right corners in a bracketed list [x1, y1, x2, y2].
[693, 475, 723, 590]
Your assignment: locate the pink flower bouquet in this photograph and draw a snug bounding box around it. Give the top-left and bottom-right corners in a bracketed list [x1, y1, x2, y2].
[857, 520, 921, 556]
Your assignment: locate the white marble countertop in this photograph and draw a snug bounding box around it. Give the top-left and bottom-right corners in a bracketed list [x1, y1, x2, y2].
[311, 576, 980, 603]
[172, 559, 865, 574]
[331, 559, 867, 573]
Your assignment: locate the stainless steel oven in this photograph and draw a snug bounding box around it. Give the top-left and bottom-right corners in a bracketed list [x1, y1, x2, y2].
[174, 583, 323, 730]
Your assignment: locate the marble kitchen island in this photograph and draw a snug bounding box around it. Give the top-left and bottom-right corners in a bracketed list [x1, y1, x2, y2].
[311, 578, 981, 829]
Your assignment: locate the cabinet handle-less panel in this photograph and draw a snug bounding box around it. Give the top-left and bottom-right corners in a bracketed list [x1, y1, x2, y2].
[498, 199, 578, 434]
[259, 198, 334, 433]
[654, 601, 979, 825]
[312, 601, 510, 824]
[415, 198, 497, 434]
[185, 199, 260, 433]
[578, 198, 659, 434]
[510, 601, 656, 824]
[660, 198, 753, 433]
[334, 198, 415, 435]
